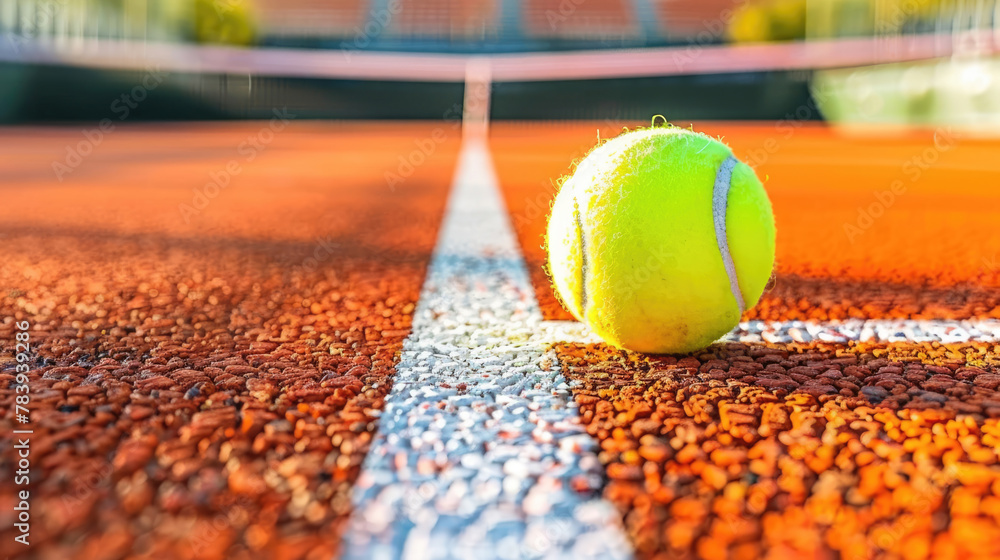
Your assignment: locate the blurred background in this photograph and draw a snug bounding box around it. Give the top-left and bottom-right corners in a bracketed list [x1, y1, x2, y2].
[0, 0, 998, 126]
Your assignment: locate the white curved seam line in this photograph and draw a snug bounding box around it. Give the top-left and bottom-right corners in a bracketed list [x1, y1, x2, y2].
[712, 155, 745, 312]
[574, 198, 589, 318]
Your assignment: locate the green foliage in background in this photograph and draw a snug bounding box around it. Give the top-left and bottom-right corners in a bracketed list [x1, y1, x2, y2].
[193, 0, 257, 46]
[729, 0, 807, 43]
[806, 0, 970, 39]
[6, 0, 257, 46]
[727, 0, 975, 43]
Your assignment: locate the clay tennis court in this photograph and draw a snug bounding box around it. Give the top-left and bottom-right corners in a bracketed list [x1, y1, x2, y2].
[3, 121, 1000, 559]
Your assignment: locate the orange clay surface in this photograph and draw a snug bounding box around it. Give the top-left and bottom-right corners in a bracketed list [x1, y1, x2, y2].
[491, 122, 1000, 560]
[2, 121, 1000, 560]
[0, 122, 461, 559]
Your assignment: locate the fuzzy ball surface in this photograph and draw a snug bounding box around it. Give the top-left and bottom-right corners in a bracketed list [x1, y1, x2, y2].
[546, 127, 776, 354]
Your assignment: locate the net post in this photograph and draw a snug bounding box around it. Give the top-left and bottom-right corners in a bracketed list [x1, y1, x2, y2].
[462, 57, 491, 139]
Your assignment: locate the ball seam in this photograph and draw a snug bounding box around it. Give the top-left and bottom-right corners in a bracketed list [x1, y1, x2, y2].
[712, 155, 746, 313]
[573, 198, 589, 319]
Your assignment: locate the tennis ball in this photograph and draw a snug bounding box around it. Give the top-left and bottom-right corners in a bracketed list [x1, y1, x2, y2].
[546, 126, 776, 354]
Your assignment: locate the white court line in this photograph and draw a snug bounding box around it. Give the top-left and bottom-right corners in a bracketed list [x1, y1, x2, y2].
[545, 318, 1000, 346]
[341, 140, 633, 559]
[725, 319, 1000, 345]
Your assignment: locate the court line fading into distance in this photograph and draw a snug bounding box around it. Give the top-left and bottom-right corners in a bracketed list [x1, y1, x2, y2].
[341, 138, 633, 559]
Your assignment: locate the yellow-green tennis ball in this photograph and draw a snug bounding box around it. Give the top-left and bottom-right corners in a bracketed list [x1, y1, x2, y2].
[546, 126, 776, 354]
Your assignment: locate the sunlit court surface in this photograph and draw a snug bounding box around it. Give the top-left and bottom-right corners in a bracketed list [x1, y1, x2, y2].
[3, 2, 1000, 560]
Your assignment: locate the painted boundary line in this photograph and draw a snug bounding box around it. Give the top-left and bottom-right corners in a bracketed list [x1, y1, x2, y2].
[3, 31, 999, 82]
[341, 140, 633, 559]
[545, 319, 1000, 347]
[726, 319, 1000, 345]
